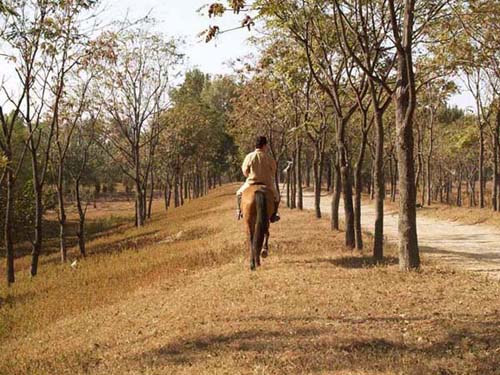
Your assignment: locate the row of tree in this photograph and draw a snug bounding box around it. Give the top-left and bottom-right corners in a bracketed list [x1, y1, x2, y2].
[206, 0, 500, 270]
[0, 1, 238, 285]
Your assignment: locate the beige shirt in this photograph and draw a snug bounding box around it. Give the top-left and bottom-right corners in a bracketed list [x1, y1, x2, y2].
[242, 149, 277, 188]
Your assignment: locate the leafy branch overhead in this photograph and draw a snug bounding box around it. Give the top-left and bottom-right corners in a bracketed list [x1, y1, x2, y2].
[203, 1, 255, 42]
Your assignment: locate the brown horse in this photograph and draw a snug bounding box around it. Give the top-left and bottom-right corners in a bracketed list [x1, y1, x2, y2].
[241, 184, 275, 270]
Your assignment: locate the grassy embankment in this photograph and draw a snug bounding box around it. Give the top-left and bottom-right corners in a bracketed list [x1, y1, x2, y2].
[0, 184, 499, 374]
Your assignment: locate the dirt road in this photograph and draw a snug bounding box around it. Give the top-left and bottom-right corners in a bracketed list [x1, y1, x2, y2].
[299, 191, 500, 280]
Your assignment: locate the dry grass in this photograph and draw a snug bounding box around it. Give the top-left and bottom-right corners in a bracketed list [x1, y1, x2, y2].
[0, 184, 499, 375]
[414, 202, 500, 228]
[380, 194, 500, 229]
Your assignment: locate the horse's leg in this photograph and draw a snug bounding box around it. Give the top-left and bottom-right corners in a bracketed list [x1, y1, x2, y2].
[245, 218, 255, 271]
[249, 231, 256, 271]
[256, 240, 261, 267]
[261, 230, 270, 258]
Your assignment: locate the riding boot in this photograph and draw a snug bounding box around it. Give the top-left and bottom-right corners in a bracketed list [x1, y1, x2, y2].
[236, 194, 242, 220]
[270, 200, 280, 223]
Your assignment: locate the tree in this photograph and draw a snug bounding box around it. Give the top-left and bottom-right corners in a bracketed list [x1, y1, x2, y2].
[96, 27, 182, 227]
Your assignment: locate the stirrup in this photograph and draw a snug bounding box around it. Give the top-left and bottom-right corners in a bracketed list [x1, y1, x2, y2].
[236, 210, 243, 220]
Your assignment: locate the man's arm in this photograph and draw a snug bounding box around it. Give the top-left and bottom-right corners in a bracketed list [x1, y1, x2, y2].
[242, 154, 251, 177]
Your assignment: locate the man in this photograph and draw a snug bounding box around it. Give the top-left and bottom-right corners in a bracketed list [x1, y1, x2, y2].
[236, 136, 280, 222]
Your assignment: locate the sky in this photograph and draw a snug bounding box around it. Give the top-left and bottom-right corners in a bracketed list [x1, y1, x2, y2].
[0, 0, 475, 109]
[102, 0, 475, 109]
[103, 0, 256, 75]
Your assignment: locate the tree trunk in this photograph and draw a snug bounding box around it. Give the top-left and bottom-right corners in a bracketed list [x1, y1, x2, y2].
[286, 167, 291, 208]
[147, 171, 154, 219]
[291, 151, 297, 209]
[305, 158, 311, 188]
[354, 129, 368, 251]
[426, 114, 434, 206]
[373, 110, 385, 262]
[391, 156, 397, 202]
[163, 182, 171, 211]
[135, 179, 145, 227]
[331, 156, 341, 231]
[296, 138, 303, 210]
[313, 144, 324, 219]
[479, 125, 485, 208]
[496, 110, 500, 211]
[394, 29, 420, 270]
[493, 112, 500, 211]
[57, 163, 67, 263]
[5, 168, 15, 284]
[75, 179, 86, 257]
[180, 174, 184, 206]
[326, 156, 332, 192]
[30, 185, 43, 277]
[416, 121, 424, 206]
[313, 148, 322, 218]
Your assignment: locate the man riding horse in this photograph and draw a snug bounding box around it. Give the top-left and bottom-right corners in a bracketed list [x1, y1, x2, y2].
[236, 136, 280, 222]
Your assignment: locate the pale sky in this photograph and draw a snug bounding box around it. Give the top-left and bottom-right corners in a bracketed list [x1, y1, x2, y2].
[103, 0, 256, 75]
[0, 0, 475, 109]
[102, 0, 474, 108]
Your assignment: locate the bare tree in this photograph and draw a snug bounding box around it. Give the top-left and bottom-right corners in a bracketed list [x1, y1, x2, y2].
[96, 28, 181, 227]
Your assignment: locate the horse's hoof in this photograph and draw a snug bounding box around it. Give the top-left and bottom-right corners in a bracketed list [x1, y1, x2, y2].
[261, 250, 268, 258]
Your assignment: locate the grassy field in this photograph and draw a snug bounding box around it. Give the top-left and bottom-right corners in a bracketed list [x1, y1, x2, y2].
[382, 193, 500, 229]
[415, 202, 500, 228]
[0, 184, 499, 375]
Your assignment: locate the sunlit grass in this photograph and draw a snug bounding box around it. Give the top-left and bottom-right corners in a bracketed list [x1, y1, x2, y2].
[0, 184, 499, 375]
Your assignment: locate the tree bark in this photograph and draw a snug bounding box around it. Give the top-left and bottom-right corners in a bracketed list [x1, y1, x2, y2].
[30, 184, 43, 277]
[305, 158, 311, 188]
[331, 155, 341, 231]
[57, 162, 67, 263]
[291, 150, 297, 209]
[313, 148, 322, 218]
[337, 118, 355, 249]
[426, 112, 434, 206]
[457, 167, 462, 207]
[147, 170, 154, 219]
[479, 122, 485, 208]
[296, 138, 303, 210]
[393, 0, 420, 270]
[75, 178, 86, 257]
[5, 168, 15, 284]
[354, 128, 368, 250]
[373, 110, 385, 262]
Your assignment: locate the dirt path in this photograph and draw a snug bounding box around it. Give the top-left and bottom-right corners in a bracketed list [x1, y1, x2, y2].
[299, 191, 500, 280]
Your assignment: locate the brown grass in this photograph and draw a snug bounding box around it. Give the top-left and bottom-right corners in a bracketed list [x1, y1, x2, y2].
[414, 202, 500, 228]
[381, 193, 500, 229]
[0, 184, 499, 375]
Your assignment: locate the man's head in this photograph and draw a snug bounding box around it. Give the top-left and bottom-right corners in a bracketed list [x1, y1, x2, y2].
[255, 136, 268, 151]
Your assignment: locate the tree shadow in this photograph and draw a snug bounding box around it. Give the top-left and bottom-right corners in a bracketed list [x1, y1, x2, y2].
[330, 255, 399, 268]
[285, 255, 398, 269]
[127, 314, 500, 373]
[420, 246, 500, 264]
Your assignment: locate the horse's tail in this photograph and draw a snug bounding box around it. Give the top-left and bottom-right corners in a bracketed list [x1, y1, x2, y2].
[253, 190, 269, 257]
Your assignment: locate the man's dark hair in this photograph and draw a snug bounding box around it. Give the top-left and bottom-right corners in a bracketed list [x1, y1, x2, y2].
[255, 136, 268, 149]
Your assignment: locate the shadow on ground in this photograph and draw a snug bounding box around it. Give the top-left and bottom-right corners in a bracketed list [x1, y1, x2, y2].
[285, 255, 398, 268]
[128, 314, 500, 374]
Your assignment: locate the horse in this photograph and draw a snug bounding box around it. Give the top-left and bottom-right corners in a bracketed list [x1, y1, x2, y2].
[241, 184, 275, 270]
